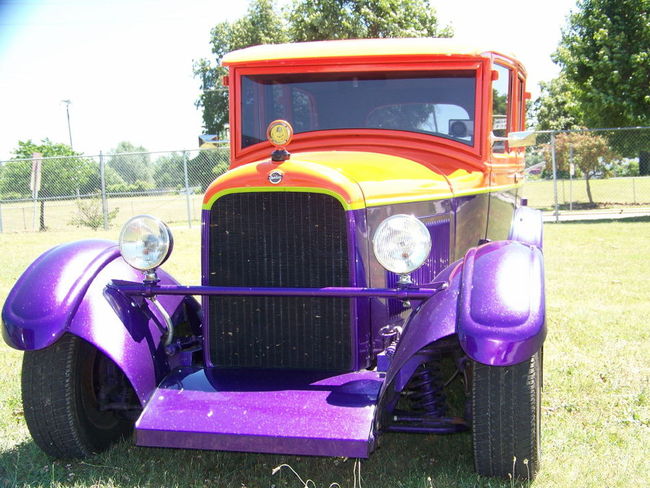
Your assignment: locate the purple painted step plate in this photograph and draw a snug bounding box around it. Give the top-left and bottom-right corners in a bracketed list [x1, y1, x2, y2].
[135, 367, 383, 458]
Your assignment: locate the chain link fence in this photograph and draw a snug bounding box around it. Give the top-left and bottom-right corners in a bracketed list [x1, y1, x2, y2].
[522, 127, 650, 218]
[0, 144, 229, 233]
[1, 127, 649, 233]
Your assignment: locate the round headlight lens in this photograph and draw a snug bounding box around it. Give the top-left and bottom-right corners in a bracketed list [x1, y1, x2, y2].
[372, 214, 431, 274]
[119, 215, 173, 271]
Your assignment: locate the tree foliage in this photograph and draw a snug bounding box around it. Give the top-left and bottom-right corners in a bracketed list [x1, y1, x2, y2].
[188, 149, 230, 191]
[12, 139, 78, 159]
[0, 139, 99, 199]
[532, 74, 583, 131]
[153, 152, 186, 189]
[107, 141, 153, 187]
[152, 151, 230, 192]
[194, 0, 451, 135]
[545, 131, 619, 204]
[193, 0, 288, 135]
[289, 0, 451, 41]
[553, 0, 650, 128]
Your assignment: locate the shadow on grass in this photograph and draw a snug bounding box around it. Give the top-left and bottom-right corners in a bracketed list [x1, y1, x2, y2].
[548, 215, 650, 225]
[0, 432, 532, 488]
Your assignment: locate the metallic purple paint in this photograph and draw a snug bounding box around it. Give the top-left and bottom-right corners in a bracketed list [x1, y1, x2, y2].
[381, 261, 462, 392]
[2, 240, 120, 350]
[381, 238, 545, 397]
[2, 239, 187, 404]
[347, 209, 371, 369]
[3, 198, 545, 456]
[111, 282, 447, 299]
[201, 209, 214, 368]
[457, 241, 546, 366]
[135, 368, 382, 457]
[365, 199, 455, 352]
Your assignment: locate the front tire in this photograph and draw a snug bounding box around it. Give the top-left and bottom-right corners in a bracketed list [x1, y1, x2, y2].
[471, 351, 541, 479]
[22, 334, 136, 458]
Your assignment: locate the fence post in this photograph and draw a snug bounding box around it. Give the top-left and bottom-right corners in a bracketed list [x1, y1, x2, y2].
[99, 152, 109, 230]
[182, 151, 192, 229]
[551, 132, 559, 222]
[0, 200, 3, 233]
[32, 190, 38, 231]
[632, 177, 637, 204]
[569, 146, 574, 211]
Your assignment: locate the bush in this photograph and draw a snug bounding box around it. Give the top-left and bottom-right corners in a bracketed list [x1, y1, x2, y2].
[70, 195, 119, 230]
[608, 158, 639, 177]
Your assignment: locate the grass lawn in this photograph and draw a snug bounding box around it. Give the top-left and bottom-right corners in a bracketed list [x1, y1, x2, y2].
[0, 193, 205, 234]
[0, 220, 649, 487]
[522, 176, 650, 210]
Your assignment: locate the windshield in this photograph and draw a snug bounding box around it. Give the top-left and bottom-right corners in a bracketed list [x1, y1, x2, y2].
[240, 70, 476, 148]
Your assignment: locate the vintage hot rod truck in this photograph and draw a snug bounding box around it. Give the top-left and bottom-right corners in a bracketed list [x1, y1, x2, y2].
[2, 39, 545, 479]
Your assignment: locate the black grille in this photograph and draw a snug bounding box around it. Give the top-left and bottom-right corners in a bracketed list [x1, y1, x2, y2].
[208, 192, 352, 370]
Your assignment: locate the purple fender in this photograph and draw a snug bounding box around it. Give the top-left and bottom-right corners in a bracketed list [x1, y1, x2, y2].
[2, 239, 189, 404]
[383, 262, 462, 392]
[382, 239, 545, 397]
[457, 240, 545, 366]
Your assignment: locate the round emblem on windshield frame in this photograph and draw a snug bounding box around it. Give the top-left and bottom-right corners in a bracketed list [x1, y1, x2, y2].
[268, 170, 283, 185]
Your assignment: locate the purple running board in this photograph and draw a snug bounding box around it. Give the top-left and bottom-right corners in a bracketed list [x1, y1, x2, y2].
[135, 368, 382, 458]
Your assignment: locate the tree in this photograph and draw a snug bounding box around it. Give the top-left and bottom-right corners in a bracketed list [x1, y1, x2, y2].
[194, 0, 451, 136]
[0, 139, 100, 230]
[188, 149, 230, 191]
[107, 141, 153, 188]
[153, 150, 230, 192]
[153, 152, 186, 189]
[546, 131, 619, 205]
[532, 74, 583, 131]
[288, 0, 451, 41]
[554, 0, 650, 129]
[1, 139, 99, 199]
[193, 0, 288, 135]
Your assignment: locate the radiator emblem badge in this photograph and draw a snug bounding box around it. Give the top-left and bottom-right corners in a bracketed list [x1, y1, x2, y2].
[268, 170, 284, 184]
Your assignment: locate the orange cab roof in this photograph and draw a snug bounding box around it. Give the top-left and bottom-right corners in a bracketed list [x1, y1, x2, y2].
[222, 38, 519, 67]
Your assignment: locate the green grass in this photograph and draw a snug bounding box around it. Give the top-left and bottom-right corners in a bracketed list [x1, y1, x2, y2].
[0, 193, 205, 234]
[522, 176, 650, 210]
[1, 221, 649, 487]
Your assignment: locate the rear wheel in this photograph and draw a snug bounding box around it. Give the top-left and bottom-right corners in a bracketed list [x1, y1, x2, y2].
[471, 351, 541, 479]
[22, 334, 137, 458]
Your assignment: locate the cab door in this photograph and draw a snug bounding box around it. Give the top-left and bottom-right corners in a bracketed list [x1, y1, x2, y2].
[486, 61, 526, 241]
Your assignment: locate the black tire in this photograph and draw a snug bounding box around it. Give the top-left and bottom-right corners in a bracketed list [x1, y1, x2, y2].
[471, 351, 541, 480]
[22, 334, 135, 458]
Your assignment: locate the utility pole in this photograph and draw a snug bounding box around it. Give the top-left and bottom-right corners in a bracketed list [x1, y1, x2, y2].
[61, 99, 73, 149]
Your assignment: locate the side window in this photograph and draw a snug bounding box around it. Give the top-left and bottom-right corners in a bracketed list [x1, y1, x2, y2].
[492, 64, 511, 153]
[518, 75, 526, 131]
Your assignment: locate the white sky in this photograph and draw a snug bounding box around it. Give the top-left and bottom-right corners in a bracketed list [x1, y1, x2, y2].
[0, 0, 576, 160]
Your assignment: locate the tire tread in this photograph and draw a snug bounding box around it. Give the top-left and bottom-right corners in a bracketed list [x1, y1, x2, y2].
[471, 352, 540, 479]
[22, 335, 130, 458]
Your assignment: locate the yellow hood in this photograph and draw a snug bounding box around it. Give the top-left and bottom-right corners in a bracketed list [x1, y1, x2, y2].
[203, 151, 486, 210]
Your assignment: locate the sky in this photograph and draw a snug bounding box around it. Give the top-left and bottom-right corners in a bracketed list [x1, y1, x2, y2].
[0, 0, 577, 160]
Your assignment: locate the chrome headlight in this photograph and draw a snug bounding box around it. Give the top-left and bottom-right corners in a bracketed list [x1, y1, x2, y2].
[119, 215, 173, 271]
[372, 214, 431, 275]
